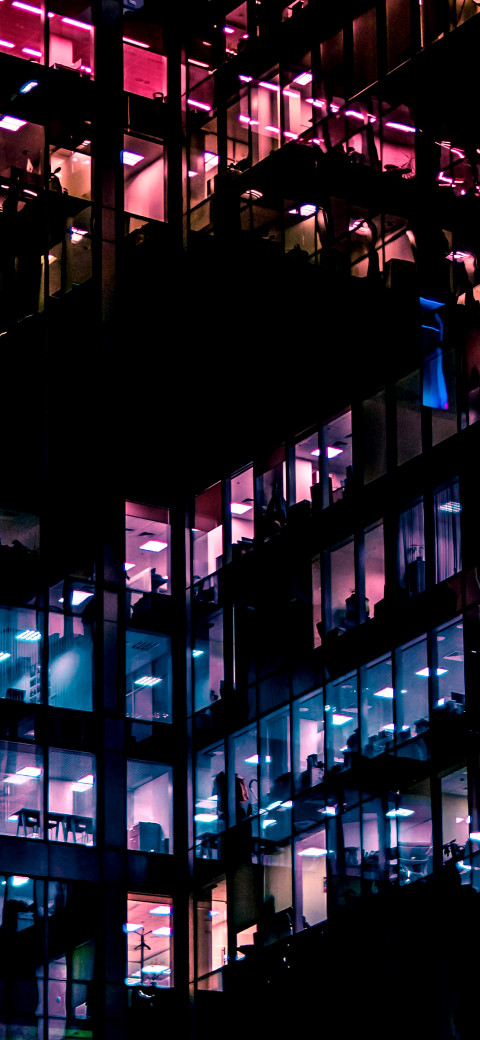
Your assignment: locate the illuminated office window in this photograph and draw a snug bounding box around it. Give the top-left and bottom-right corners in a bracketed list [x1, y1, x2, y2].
[326, 673, 358, 769]
[126, 894, 173, 988]
[292, 689, 324, 792]
[127, 760, 173, 854]
[195, 742, 225, 860]
[327, 536, 355, 631]
[257, 446, 287, 541]
[193, 483, 223, 581]
[395, 636, 429, 747]
[48, 749, 95, 845]
[0, 605, 42, 703]
[48, 2, 94, 77]
[294, 431, 319, 505]
[360, 657, 393, 757]
[364, 521, 385, 620]
[0, 741, 43, 838]
[193, 610, 224, 713]
[321, 410, 353, 507]
[434, 618, 465, 713]
[434, 481, 461, 583]
[398, 500, 425, 595]
[196, 879, 227, 984]
[294, 827, 328, 931]
[125, 501, 171, 603]
[441, 767, 469, 865]
[123, 20, 167, 99]
[48, 588, 94, 711]
[123, 134, 166, 226]
[230, 466, 254, 549]
[126, 629, 172, 722]
[0, 1, 44, 65]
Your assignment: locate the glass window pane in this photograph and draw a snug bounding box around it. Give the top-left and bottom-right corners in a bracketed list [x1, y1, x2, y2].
[328, 537, 355, 631]
[441, 767, 469, 863]
[322, 410, 353, 507]
[48, 2, 94, 76]
[0, 120, 46, 325]
[294, 432, 319, 505]
[362, 798, 392, 887]
[257, 448, 287, 540]
[126, 893, 173, 987]
[398, 500, 425, 595]
[295, 827, 327, 930]
[196, 879, 227, 979]
[126, 502, 171, 602]
[435, 619, 465, 712]
[127, 760, 172, 853]
[396, 781, 433, 886]
[0, 605, 42, 703]
[48, 603, 93, 711]
[326, 674, 358, 769]
[48, 749, 95, 845]
[0, 509, 40, 600]
[126, 629, 172, 723]
[362, 389, 387, 484]
[195, 742, 225, 860]
[193, 610, 224, 712]
[396, 370, 422, 464]
[0, 741, 43, 838]
[123, 134, 166, 224]
[263, 842, 292, 945]
[312, 555, 322, 647]
[293, 690, 324, 792]
[193, 483, 223, 580]
[230, 467, 254, 549]
[360, 658, 393, 756]
[229, 727, 257, 826]
[364, 522, 385, 620]
[434, 482, 461, 583]
[259, 709, 291, 841]
[395, 637, 429, 744]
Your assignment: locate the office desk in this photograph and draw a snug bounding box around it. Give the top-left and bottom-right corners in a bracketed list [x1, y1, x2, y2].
[47, 811, 94, 843]
[15, 807, 41, 838]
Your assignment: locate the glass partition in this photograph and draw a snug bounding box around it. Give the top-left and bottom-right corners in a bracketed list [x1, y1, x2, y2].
[257, 447, 287, 540]
[0, 740, 43, 838]
[360, 657, 394, 757]
[229, 726, 257, 826]
[48, 749, 95, 844]
[441, 767, 469, 863]
[126, 894, 173, 988]
[126, 629, 172, 722]
[396, 370, 422, 464]
[196, 879, 228, 981]
[327, 537, 355, 631]
[48, 602, 93, 711]
[48, 1, 94, 76]
[294, 431, 319, 504]
[259, 707, 291, 812]
[293, 689, 324, 791]
[230, 467, 254, 550]
[127, 760, 173, 854]
[364, 522, 385, 620]
[123, 134, 166, 224]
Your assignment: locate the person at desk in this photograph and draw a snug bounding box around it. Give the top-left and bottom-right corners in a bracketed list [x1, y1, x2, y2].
[264, 480, 287, 539]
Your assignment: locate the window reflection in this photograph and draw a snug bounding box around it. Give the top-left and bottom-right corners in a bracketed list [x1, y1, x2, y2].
[127, 760, 173, 853]
[126, 894, 173, 988]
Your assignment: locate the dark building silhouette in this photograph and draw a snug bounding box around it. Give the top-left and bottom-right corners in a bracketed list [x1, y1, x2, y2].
[0, 0, 480, 1037]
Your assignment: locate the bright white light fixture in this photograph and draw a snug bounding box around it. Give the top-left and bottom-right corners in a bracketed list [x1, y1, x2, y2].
[12, 876, 30, 886]
[327, 446, 343, 458]
[22, 47, 42, 56]
[0, 116, 27, 132]
[332, 713, 353, 725]
[71, 774, 94, 792]
[319, 806, 336, 816]
[299, 204, 316, 216]
[12, 1, 41, 11]
[0, 40, 15, 49]
[152, 926, 172, 936]
[439, 501, 462, 513]
[375, 687, 394, 699]
[124, 562, 135, 571]
[0, 652, 11, 662]
[149, 905, 172, 915]
[61, 16, 91, 29]
[192, 649, 204, 657]
[124, 923, 141, 932]
[293, 72, 313, 85]
[16, 630, 41, 642]
[298, 847, 327, 857]
[262, 819, 276, 828]
[70, 590, 94, 606]
[121, 150, 144, 166]
[187, 99, 212, 111]
[134, 676, 162, 687]
[139, 539, 167, 552]
[17, 766, 41, 777]
[5, 774, 28, 785]
[415, 667, 448, 677]
[231, 502, 252, 515]
[386, 808, 414, 817]
[469, 832, 480, 841]
[194, 813, 218, 823]
[123, 36, 150, 48]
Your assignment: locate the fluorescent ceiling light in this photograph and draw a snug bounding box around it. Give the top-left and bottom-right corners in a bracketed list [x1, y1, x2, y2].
[5, 774, 28, 785]
[239, 74, 253, 82]
[306, 98, 326, 108]
[469, 832, 480, 841]
[134, 676, 162, 687]
[446, 250, 471, 261]
[188, 171, 197, 177]
[382, 724, 395, 732]
[386, 808, 414, 817]
[194, 813, 218, 822]
[284, 131, 298, 139]
[345, 110, 365, 121]
[319, 806, 336, 815]
[298, 847, 327, 857]
[152, 926, 172, 936]
[187, 99, 212, 111]
[16, 630, 41, 641]
[327, 446, 343, 458]
[0, 40, 15, 48]
[17, 766, 41, 777]
[208, 910, 220, 917]
[124, 562, 135, 571]
[439, 501, 462, 513]
[124, 923, 141, 932]
[375, 687, 394, 699]
[332, 713, 353, 725]
[293, 72, 312, 85]
[265, 800, 282, 811]
[121, 150, 144, 166]
[141, 965, 171, 974]
[188, 59, 210, 68]
[139, 539, 167, 552]
[71, 774, 94, 791]
[299, 204, 316, 216]
[310, 448, 320, 456]
[281, 800, 293, 808]
[192, 649, 204, 657]
[12, 1, 41, 11]
[70, 590, 94, 606]
[223, 25, 235, 32]
[12, 876, 30, 886]
[262, 819, 276, 827]
[385, 121, 416, 133]
[231, 502, 252, 514]
[415, 667, 448, 677]
[238, 114, 250, 123]
[265, 126, 280, 134]
[245, 754, 259, 764]
[283, 89, 300, 98]
[61, 16, 91, 29]
[149, 905, 172, 915]
[0, 652, 11, 662]
[22, 47, 42, 56]
[123, 36, 150, 48]
[0, 116, 27, 132]
[259, 81, 280, 91]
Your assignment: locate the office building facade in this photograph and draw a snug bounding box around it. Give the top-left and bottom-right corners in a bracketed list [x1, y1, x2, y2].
[0, 0, 480, 1036]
